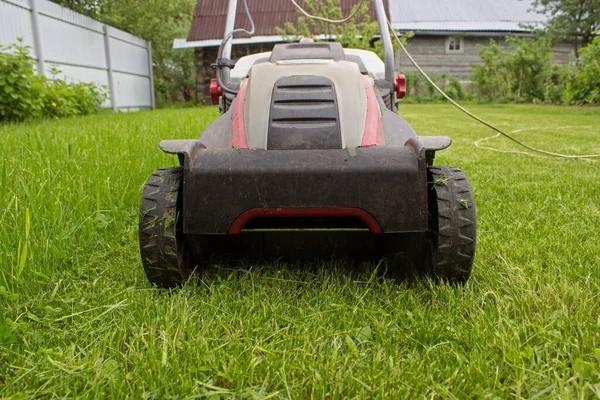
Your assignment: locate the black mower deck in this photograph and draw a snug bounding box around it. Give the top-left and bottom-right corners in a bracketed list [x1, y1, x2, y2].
[182, 146, 428, 235]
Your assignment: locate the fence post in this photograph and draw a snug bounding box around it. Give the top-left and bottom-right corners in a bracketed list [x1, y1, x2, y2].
[29, 0, 45, 76]
[147, 41, 156, 109]
[103, 25, 117, 111]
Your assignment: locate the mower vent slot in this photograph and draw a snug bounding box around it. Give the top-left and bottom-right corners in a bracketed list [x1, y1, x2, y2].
[273, 100, 335, 105]
[242, 217, 369, 232]
[268, 76, 342, 150]
[272, 118, 337, 123]
[272, 89, 334, 102]
[276, 87, 332, 93]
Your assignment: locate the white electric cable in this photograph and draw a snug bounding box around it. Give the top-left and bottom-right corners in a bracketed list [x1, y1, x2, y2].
[474, 126, 597, 161]
[290, 0, 367, 23]
[387, 18, 600, 160]
[289, 0, 600, 160]
[474, 132, 536, 157]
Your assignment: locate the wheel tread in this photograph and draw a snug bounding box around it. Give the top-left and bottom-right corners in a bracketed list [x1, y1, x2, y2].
[139, 167, 192, 288]
[427, 166, 477, 283]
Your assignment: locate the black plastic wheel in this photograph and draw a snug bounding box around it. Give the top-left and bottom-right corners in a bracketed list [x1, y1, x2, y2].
[426, 166, 476, 283]
[139, 167, 194, 288]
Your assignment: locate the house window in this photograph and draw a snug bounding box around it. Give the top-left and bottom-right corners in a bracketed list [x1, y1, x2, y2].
[446, 37, 464, 54]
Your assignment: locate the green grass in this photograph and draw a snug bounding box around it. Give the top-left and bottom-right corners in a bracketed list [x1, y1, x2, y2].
[1, 104, 600, 398]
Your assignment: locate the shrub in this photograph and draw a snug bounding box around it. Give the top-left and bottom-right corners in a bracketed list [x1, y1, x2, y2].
[567, 35, 600, 105]
[0, 41, 44, 121]
[445, 77, 466, 101]
[471, 36, 556, 103]
[544, 64, 571, 104]
[42, 67, 106, 118]
[427, 72, 448, 97]
[471, 40, 508, 101]
[0, 40, 106, 123]
[405, 72, 426, 96]
[402, 71, 467, 103]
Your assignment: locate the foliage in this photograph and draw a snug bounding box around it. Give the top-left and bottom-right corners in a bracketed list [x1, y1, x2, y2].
[504, 36, 554, 101]
[405, 72, 425, 97]
[471, 37, 556, 103]
[544, 63, 571, 104]
[154, 43, 196, 105]
[1, 105, 600, 397]
[0, 41, 105, 122]
[51, 0, 196, 105]
[471, 40, 508, 101]
[566, 35, 600, 104]
[532, 0, 600, 53]
[445, 76, 466, 101]
[0, 41, 44, 122]
[42, 68, 107, 119]
[276, 0, 406, 60]
[471, 34, 600, 105]
[403, 72, 468, 104]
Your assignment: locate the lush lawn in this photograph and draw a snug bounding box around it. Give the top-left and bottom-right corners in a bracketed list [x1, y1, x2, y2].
[1, 104, 599, 398]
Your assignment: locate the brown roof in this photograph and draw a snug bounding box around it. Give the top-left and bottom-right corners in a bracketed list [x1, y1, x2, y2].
[187, 0, 389, 42]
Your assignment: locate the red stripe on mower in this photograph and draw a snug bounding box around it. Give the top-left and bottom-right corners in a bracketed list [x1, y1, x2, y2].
[360, 75, 385, 148]
[228, 207, 383, 234]
[229, 80, 249, 149]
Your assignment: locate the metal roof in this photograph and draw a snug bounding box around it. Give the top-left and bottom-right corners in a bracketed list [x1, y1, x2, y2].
[389, 0, 547, 32]
[179, 0, 548, 49]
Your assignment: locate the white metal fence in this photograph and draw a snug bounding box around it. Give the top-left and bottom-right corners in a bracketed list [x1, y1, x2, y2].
[0, 0, 155, 110]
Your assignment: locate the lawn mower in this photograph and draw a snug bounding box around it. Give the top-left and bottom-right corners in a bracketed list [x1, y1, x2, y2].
[139, 0, 476, 288]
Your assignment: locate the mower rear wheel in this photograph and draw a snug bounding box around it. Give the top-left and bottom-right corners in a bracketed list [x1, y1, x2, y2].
[426, 166, 476, 283]
[139, 167, 194, 288]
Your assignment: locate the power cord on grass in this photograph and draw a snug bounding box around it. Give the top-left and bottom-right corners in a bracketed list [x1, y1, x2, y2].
[386, 20, 600, 160]
[288, 0, 600, 160]
[474, 126, 597, 160]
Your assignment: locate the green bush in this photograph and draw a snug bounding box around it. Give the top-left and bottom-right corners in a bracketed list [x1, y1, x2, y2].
[405, 72, 425, 96]
[471, 34, 600, 105]
[0, 41, 44, 121]
[505, 36, 554, 101]
[402, 71, 468, 103]
[471, 37, 556, 103]
[544, 64, 571, 104]
[445, 77, 466, 101]
[42, 67, 107, 118]
[0, 40, 106, 123]
[567, 35, 600, 105]
[470, 40, 508, 101]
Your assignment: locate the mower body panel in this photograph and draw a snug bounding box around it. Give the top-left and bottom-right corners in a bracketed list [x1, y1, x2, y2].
[244, 60, 368, 149]
[176, 146, 428, 235]
[159, 43, 452, 237]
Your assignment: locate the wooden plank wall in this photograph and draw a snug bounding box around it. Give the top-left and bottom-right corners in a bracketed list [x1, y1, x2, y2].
[397, 35, 574, 81]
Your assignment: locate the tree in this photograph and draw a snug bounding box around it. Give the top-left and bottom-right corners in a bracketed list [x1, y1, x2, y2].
[532, 0, 600, 53]
[50, 0, 99, 15]
[51, 0, 196, 104]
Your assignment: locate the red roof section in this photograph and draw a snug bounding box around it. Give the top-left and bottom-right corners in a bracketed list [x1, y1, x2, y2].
[187, 0, 389, 41]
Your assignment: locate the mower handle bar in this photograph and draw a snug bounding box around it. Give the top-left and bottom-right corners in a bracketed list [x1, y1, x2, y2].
[220, 0, 395, 88]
